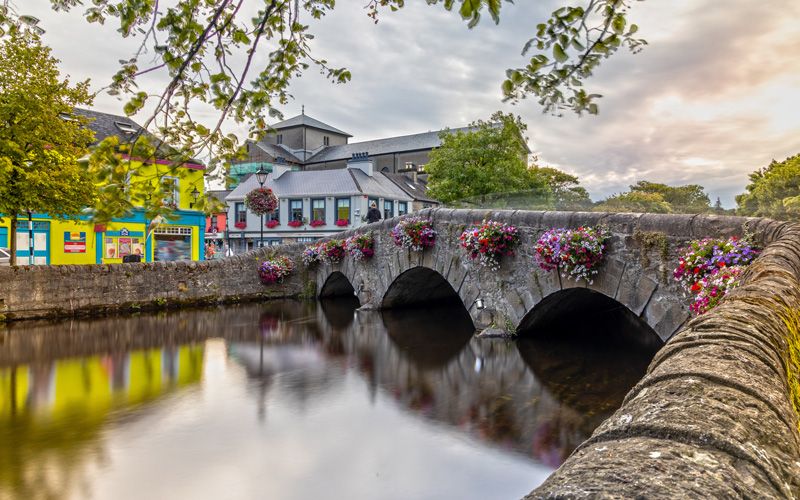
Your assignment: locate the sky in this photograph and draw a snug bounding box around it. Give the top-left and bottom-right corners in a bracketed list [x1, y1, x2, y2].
[18, 0, 800, 206]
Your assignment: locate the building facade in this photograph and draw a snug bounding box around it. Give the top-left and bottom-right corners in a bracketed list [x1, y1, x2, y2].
[224, 156, 417, 251]
[0, 109, 207, 265]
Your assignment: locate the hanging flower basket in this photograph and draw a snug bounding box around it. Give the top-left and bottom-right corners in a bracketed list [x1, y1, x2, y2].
[321, 239, 346, 264]
[459, 220, 519, 270]
[533, 226, 610, 284]
[346, 232, 375, 261]
[674, 236, 759, 314]
[310, 219, 326, 227]
[391, 217, 436, 251]
[266, 219, 279, 229]
[234, 221, 247, 229]
[335, 219, 349, 227]
[288, 220, 303, 228]
[258, 256, 294, 284]
[245, 187, 278, 216]
[302, 242, 325, 266]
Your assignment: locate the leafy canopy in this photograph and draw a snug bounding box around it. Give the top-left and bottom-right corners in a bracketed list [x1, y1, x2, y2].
[0, 31, 96, 264]
[736, 154, 800, 220]
[0, 0, 646, 174]
[425, 112, 530, 204]
[595, 181, 712, 214]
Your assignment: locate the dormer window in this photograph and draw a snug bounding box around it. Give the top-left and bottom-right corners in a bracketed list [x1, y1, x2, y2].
[115, 121, 137, 134]
[323, 136, 330, 146]
[59, 112, 76, 122]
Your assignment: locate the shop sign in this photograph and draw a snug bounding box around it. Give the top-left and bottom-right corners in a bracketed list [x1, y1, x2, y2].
[120, 228, 130, 236]
[64, 231, 86, 253]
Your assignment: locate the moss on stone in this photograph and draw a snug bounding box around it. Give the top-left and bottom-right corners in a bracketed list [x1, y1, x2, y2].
[633, 230, 670, 282]
[780, 308, 800, 433]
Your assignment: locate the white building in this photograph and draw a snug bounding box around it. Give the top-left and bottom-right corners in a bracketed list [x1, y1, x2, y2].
[225, 154, 423, 251]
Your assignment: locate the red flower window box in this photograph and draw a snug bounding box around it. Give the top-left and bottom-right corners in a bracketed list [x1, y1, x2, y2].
[309, 219, 325, 227]
[266, 220, 280, 229]
[288, 220, 303, 228]
[234, 221, 247, 229]
[335, 219, 349, 227]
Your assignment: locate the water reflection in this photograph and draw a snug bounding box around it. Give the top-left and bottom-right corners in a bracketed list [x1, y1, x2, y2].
[0, 300, 656, 500]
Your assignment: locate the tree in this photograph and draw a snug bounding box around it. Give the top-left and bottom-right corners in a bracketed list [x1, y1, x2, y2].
[528, 166, 592, 209]
[628, 181, 711, 213]
[0, 32, 96, 265]
[0, 1, 645, 177]
[425, 112, 530, 204]
[736, 154, 800, 220]
[594, 190, 673, 213]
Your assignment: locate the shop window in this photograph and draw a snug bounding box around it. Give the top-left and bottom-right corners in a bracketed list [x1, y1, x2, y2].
[398, 202, 408, 216]
[336, 198, 350, 222]
[153, 226, 193, 262]
[311, 199, 325, 222]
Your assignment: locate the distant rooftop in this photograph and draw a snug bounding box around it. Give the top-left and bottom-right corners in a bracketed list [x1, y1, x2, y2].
[271, 113, 352, 137]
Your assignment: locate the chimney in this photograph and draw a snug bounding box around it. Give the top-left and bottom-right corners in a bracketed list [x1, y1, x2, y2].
[273, 157, 292, 180]
[347, 152, 374, 177]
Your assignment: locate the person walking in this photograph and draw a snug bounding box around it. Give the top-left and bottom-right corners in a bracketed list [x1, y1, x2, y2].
[366, 202, 382, 224]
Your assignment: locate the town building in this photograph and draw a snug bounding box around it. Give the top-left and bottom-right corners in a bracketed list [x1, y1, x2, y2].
[0, 109, 207, 265]
[225, 155, 425, 250]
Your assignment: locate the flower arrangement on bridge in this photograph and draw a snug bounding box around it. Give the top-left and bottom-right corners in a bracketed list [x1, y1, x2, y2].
[309, 219, 326, 227]
[533, 226, 610, 284]
[266, 219, 279, 228]
[391, 217, 436, 251]
[345, 232, 375, 261]
[674, 236, 759, 314]
[321, 239, 346, 264]
[688, 265, 745, 315]
[244, 187, 278, 216]
[459, 220, 520, 270]
[302, 242, 325, 266]
[258, 255, 294, 284]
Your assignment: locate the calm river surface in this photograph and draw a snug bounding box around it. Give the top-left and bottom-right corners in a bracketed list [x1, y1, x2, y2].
[0, 299, 656, 500]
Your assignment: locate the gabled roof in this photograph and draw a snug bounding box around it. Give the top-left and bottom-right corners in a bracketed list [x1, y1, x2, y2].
[250, 140, 303, 164]
[305, 126, 477, 164]
[73, 108, 204, 166]
[226, 168, 412, 202]
[383, 173, 439, 204]
[271, 114, 352, 137]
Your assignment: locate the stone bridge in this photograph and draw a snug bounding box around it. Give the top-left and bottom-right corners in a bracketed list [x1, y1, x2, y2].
[310, 209, 775, 345]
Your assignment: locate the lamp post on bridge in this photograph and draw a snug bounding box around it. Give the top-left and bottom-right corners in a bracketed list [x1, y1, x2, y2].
[255, 165, 268, 249]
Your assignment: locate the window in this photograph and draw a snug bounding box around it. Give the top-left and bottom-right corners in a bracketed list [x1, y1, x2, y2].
[115, 121, 137, 134]
[297, 237, 319, 244]
[267, 204, 279, 222]
[383, 200, 394, 219]
[161, 176, 179, 208]
[398, 202, 408, 216]
[336, 198, 350, 222]
[311, 199, 325, 222]
[277, 134, 283, 144]
[323, 136, 330, 146]
[235, 202, 247, 224]
[289, 199, 303, 221]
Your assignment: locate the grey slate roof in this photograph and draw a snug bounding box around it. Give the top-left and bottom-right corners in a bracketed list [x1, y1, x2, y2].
[208, 190, 231, 205]
[227, 168, 412, 202]
[74, 108, 155, 145]
[305, 126, 477, 164]
[251, 140, 303, 164]
[383, 173, 439, 204]
[272, 114, 352, 137]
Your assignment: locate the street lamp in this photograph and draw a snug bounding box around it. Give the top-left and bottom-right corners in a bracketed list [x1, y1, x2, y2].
[189, 187, 200, 208]
[255, 165, 268, 249]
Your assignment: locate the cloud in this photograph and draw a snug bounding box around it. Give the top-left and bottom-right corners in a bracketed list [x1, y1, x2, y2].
[24, 0, 800, 206]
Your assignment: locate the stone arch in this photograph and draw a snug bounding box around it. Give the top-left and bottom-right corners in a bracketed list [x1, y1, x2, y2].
[319, 271, 356, 299]
[516, 288, 663, 350]
[381, 266, 466, 310]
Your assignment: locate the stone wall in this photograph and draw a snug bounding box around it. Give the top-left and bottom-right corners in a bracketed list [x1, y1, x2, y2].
[528, 220, 800, 498]
[0, 242, 312, 321]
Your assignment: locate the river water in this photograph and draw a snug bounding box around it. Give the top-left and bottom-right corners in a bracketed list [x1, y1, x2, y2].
[0, 300, 656, 500]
